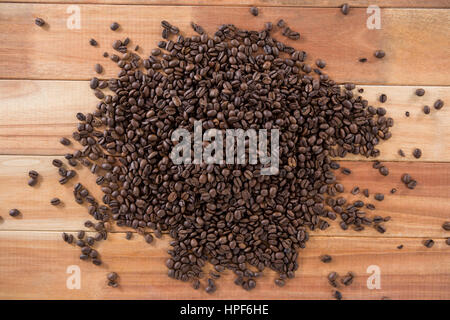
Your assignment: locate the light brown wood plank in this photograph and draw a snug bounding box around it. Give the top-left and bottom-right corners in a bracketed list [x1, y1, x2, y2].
[1, 1, 448, 8]
[0, 4, 448, 84]
[0, 231, 448, 299]
[1, 80, 448, 160]
[0, 155, 448, 238]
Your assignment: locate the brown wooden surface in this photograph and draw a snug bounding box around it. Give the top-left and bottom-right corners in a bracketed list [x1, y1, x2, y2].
[1, 0, 448, 8]
[0, 4, 449, 85]
[0, 1, 449, 300]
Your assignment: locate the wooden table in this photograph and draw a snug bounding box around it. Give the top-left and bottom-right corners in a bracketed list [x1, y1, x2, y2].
[0, 0, 449, 300]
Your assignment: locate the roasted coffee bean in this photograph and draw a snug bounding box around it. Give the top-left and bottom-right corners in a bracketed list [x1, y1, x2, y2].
[390, 188, 397, 194]
[423, 239, 434, 248]
[379, 94, 387, 103]
[442, 222, 450, 231]
[9, 209, 20, 217]
[446, 238, 450, 246]
[415, 88, 425, 96]
[110, 22, 120, 31]
[94, 63, 103, 74]
[328, 272, 338, 283]
[374, 193, 384, 201]
[77, 230, 85, 239]
[351, 186, 360, 195]
[316, 59, 326, 69]
[363, 189, 369, 197]
[250, 7, 259, 16]
[341, 168, 351, 175]
[333, 290, 342, 300]
[359, 58, 367, 63]
[28, 170, 39, 179]
[397, 244, 403, 249]
[341, 3, 350, 15]
[92, 259, 102, 266]
[28, 178, 37, 186]
[89, 38, 98, 46]
[52, 159, 63, 167]
[320, 255, 332, 263]
[379, 166, 389, 176]
[144, 233, 154, 244]
[125, 231, 132, 240]
[60, 137, 71, 146]
[35, 18, 45, 27]
[434, 99, 444, 110]
[50, 198, 61, 206]
[374, 50, 385, 58]
[413, 148, 422, 159]
[107, 272, 118, 282]
[423, 105, 430, 114]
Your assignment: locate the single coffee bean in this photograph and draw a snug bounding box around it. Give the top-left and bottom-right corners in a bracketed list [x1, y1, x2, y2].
[35, 18, 45, 27]
[423, 239, 434, 248]
[390, 188, 397, 194]
[77, 230, 85, 239]
[110, 22, 120, 31]
[89, 38, 98, 46]
[405, 111, 410, 117]
[379, 166, 389, 176]
[274, 279, 285, 287]
[250, 7, 259, 16]
[423, 105, 430, 114]
[359, 58, 367, 63]
[341, 168, 351, 175]
[374, 193, 384, 201]
[415, 88, 425, 96]
[125, 231, 132, 240]
[52, 159, 63, 167]
[398, 149, 405, 157]
[374, 50, 385, 58]
[363, 189, 369, 197]
[341, 3, 350, 15]
[433, 99, 444, 110]
[92, 259, 102, 266]
[145, 233, 154, 244]
[50, 198, 61, 206]
[28, 170, 39, 179]
[28, 178, 37, 186]
[379, 94, 387, 103]
[94, 63, 103, 74]
[60, 137, 71, 146]
[413, 148, 422, 159]
[446, 238, 450, 246]
[333, 290, 342, 300]
[397, 244, 404, 249]
[316, 59, 326, 69]
[351, 186, 360, 195]
[442, 222, 450, 231]
[107, 272, 118, 282]
[320, 255, 332, 263]
[9, 209, 20, 217]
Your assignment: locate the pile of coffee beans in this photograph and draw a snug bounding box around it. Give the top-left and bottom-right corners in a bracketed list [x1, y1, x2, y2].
[53, 19, 400, 292]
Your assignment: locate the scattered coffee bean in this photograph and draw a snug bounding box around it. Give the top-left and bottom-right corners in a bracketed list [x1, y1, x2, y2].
[423, 105, 430, 114]
[9, 209, 20, 217]
[433, 99, 444, 110]
[77, 230, 85, 240]
[397, 244, 403, 249]
[89, 38, 98, 46]
[390, 188, 397, 194]
[423, 239, 434, 248]
[405, 111, 410, 117]
[333, 290, 342, 300]
[413, 148, 422, 159]
[341, 3, 350, 15]
[60, 137, 71, 146]
[35, 18, 45, 27]
[110, 22, 120, 31]
[341, 168, 352, 175]
[358, 58, 367, 63]
[442, 222, 450, 231]
[250, 7, 259, 16]
[363, 189, 369, 197]
[50, 198, 61, 206]
[28, 178, 37, 187]
[415, 88, 425, 96]
[52, 159, 63, 167]
[126, 231, 132, 240]
[316, 59, 326, 69]
[379, 94, 387, 103]
[320, 255, 332, 263]
[351, 186, 360, 195]
[94, 63, 103, 74]
[107, 272, 118, 282]
[379, 166, 389, 176]
[398, 149, 405, 157]
[374, 50, 385, 59]
[446, 238, 450, 246]
[374, 193, 384, 201]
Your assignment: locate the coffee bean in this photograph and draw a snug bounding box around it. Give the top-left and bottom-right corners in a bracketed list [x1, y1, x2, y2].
[341, 168, 351, 175]
[413, 148, 422, 159]
[379, 166, 389, 176]
[341, 3, 350, 15]
[126, 231, 132, 240]
[442, 222, 450, 231]
[398, 149, 405, 157]
[320, 255, 332, 263]
[433, 99, 444, 110]
[359, 58, 367, 63]
[77, 230, 85, 239]
[316, 59, 326, 69]
[89, 38, 98, 46]
[351, 186, 360, 195]
[423, 105, 430, 114]
[390, 188, 397, 194]
[145, 233, 154, 244]
[110, 22, 120, 31]
[94, 64, 103, 74]
[28, 178, 37, 187]
[35, 18, 45, 27]
[9, 209, 20, 217]
[28, 170, 39, 179]
[363, 189, 369, 197]
[415, 88, 425, 96]
[50, 198, 61, 206]
[52, 159, 63, 167]
[250, 7, 259, 16]
[60, 137, 71, 146]
[374, 50, 385, 58]
[333, 290, 342, 300]
[374, 193, 384, 201]
[397, 244, 403, 249]
[423, 239, 434, 248]
[379, 94, 387, 103]
[92, 259, 102, 266]
[107, 272, 118, 282]
[446, 238, 450, 246]
[405, 111, 410, 117]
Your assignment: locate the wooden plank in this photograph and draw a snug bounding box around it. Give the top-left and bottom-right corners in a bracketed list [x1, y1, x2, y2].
[1, 1, 448, 9]
[1, 80, 449, 160]
[0, 231, 448, 299]
[0, 4, 448, 84]
[0, 155, 449, 238]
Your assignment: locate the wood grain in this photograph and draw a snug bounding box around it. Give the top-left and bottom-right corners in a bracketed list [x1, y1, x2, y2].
[0, 155, 448, 238]
[0, 4, 448, 84]
[1, 80, 448, 160]
[1, 0, 448, 8]
[0, 231, 448, 299]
